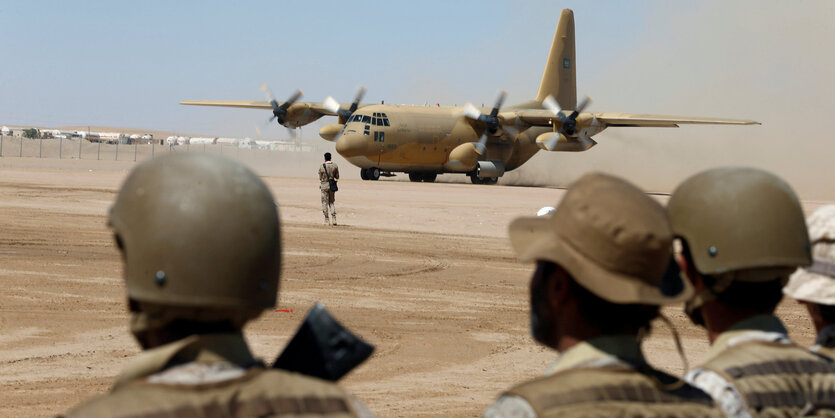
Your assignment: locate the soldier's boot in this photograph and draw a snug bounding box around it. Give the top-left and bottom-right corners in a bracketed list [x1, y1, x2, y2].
[331, 213, 337, 226]
[323, 213, 330, 225]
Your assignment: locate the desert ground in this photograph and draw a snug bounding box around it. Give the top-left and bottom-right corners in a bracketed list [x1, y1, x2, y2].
[0, 142, 828, 417]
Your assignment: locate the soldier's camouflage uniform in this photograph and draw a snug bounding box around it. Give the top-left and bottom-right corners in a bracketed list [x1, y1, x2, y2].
[685, 315, 835, 418]
[487, 173, 721, 417]
[319, 161, 339, 225]
[63, 334, 372, 418]
[486, 336, 719, 417]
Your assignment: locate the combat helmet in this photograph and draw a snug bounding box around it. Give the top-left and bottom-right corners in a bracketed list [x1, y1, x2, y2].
[109, 153, 281, 330]
[667, 167, 811, 313]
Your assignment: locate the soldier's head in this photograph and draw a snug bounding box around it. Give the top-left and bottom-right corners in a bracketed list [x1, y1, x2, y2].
[324, 152, 332, 161]
[667, 167, 811, 331]
[109, 153, 281, 349]
[509, 173, 691, 350]
[783, 205, 835, 333]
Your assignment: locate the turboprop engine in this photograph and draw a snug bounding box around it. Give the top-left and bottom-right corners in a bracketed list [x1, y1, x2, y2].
[535, 132, 597, 152]
[443, 142, 482, 172]
[319, 124, 344, 142]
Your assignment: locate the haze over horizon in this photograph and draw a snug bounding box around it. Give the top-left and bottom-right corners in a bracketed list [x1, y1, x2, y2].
[3, 1, 834, 199]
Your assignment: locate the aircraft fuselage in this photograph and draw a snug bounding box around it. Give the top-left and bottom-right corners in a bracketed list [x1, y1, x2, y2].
[333, 104, 571, 175]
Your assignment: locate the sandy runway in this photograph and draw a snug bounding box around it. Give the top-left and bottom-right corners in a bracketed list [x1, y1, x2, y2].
[0, 155, 825, 417]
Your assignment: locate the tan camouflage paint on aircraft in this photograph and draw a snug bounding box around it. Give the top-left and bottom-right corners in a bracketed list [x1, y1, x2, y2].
[182, 9, 758, 184]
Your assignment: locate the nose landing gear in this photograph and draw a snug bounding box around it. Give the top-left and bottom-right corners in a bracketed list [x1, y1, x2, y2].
[469, 174, 498, 185]
[360, 167, 381, 181]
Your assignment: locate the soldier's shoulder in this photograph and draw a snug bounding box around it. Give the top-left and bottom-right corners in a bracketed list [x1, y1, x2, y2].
[249, 368, 349, 396]
[62, 369, 353, 418]
[61, 390, 139, 418]
[509, 366, 714, 406]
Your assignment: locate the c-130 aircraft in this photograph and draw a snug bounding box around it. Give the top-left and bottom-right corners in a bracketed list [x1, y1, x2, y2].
[182, 9, 757, 184]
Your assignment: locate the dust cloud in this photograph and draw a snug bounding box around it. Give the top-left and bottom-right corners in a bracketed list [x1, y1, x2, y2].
[504, 2, 835, 200]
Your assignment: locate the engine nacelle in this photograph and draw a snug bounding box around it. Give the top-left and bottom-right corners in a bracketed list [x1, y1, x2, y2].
[443, 142, 481, 172]
[476, 160, 505, 178]
[319, 124, 344, 142]
[535, 132, 597, 152]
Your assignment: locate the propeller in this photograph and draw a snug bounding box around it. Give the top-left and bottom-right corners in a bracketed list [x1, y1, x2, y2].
[261, 84, 303, 126]
[541, 95, 593, 150]
[324, 86, 367, 121]
[462, 91, 508, 155]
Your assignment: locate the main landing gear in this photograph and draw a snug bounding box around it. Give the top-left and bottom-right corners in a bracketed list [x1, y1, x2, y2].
[469, 174, 498, 185]
[408, 172, 437, 183]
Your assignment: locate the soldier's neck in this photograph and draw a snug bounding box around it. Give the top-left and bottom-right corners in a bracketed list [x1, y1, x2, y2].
[702, 302, 769, 343]
[556, 335, 585, 353]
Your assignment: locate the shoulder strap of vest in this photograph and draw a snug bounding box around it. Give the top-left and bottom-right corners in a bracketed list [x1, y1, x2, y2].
[628, 362, 715, 404]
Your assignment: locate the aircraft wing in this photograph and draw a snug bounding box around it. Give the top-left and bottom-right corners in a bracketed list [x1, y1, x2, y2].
[592, 113, 760, 128]
[180, 100, 339, 116]
[501, 109, 759, 128]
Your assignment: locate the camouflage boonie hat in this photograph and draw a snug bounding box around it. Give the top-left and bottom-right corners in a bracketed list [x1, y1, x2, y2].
[509, 172, 691, 305]
[784, 205, 835, 305]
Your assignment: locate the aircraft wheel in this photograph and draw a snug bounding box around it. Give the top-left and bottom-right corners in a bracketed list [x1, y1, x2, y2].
[470, 175, 483, 184]
[422, 173, 437, 183]
[368, 167, 381, 181]
[484, 177, 499, 185]
[360, 168, 369, 180]
[408, 173, 422, 182]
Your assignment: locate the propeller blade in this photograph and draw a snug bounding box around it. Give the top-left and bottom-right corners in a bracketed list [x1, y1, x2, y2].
[503, 124, 520, 140]
[569, 96, 592, 119]
[261, 83, 275, 103]
[463, 103, 482, 120]
[545, 133, 560, 151]
[542, 95, 568, 123]
[323, 96, 341, 114]
[489, 90, 506, 117]
[471, 133, 488, 156]
[280, 89, 303, 110]
[348, 86, 367, 113]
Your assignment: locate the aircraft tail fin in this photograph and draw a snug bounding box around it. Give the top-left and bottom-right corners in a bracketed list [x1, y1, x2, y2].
[535, 9, 576, 110]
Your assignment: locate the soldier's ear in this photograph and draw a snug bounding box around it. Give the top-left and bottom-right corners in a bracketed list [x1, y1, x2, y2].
[547, 266, 571, 310]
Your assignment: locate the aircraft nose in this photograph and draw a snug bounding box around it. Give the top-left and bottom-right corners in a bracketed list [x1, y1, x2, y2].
[335, 133, 367, 158]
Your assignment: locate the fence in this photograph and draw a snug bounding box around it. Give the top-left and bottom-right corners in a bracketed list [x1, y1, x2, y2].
[0, 136, 315, 163]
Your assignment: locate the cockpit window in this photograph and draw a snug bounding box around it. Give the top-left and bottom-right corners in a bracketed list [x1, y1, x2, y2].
[353, 113, 390, 126]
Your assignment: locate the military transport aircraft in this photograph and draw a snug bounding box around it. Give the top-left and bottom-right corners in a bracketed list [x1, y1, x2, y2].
[181, 9, 758, 184]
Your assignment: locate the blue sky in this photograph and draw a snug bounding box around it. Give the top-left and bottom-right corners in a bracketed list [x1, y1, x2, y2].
[2, 1, 835, 198]
[1, 1, 656, 134]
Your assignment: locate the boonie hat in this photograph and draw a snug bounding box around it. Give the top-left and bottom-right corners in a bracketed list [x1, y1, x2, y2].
[784, 205, 835, 305]
[509, 172, 692, 305]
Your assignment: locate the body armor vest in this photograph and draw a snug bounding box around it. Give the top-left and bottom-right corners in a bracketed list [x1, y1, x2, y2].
[701, 340, 835, 415]
[63, 367, 358, 418]
[507, 365, 720, 417]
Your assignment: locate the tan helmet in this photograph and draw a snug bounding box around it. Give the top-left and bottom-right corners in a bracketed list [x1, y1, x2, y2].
[110, 153, 281, 314]
[668, 167, 811, 278]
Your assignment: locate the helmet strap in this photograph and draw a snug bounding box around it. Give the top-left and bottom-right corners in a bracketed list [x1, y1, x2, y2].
[684, 273, 734, 325]
[656, 313, 689, 391]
